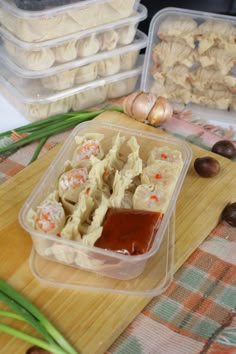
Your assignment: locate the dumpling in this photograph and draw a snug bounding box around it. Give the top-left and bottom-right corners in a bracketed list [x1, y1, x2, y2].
[121, 136, 142, 179]
[107, 77, 137, 99]
[230, 96, 236, 111]
[109, 170, 133, 208]
[4, 40, 55, 70]
[192, 88, 232, 110]
[189, 67, 225, 91]
[195, 20, 236, 49]
[41, 68, 77, 90]
[77, 33, 101, 57]
[54, 40, 78, 63]
[60, 192, 95, 240]
[72, 133, 104, 164]
[133, 184, 171, 213]
[27, 191, 66, 234]
[141, 160, 180, 190]
[26, 96, 73, 122]
[99, 30, 119, 51]
[162, 64, 191, 88]
[74, 62, 98, 85]
[97, 55, 121, 76]
[147, 146, 183, 166]
[224, 75, 236, 94]
[58, 167, 89, 204]
[72, 86, 108, 110]
[117, 24, 136, 45]
[120, 51, 138, 71]
[197, 47, 236, 75]
[151, 79, 192, 104]
[157, 15, 197, 48]
[152, 41, 196, 70]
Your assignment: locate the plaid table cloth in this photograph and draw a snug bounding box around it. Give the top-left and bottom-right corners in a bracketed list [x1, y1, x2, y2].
[0, 130, 235, 354]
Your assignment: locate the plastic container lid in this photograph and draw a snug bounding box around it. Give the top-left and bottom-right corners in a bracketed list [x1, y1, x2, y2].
[0, 60, 143, 103]
[0, 30, 147, 78]
[0, 4, 147, 49]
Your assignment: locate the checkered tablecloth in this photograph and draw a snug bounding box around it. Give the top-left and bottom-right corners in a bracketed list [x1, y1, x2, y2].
[1, 130, 235, 354]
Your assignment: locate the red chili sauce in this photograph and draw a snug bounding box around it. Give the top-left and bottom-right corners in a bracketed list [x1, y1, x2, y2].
[95, 208, 163, 255]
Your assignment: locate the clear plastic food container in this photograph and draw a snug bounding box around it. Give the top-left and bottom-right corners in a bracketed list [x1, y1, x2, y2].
[0, 65, 143, 121]
[0, 4, 147, 71]
[29, 210, 175, 296]
[0, 0, 140, 42]
[19, 121, 192, 282]
[0, 30, 147, 93]
[141, 8, 236, 112]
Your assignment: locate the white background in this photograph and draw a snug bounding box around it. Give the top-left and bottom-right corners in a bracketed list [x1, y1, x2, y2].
[0, 94, 28, 133]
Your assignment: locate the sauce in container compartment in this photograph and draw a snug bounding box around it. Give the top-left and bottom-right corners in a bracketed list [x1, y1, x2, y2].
[95, 208, 163, 255]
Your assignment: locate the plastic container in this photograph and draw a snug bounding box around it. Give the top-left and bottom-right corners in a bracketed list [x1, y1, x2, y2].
[29, 211, 175, 296]
[141, 8, 236, 112]
[0, 0, 140, 42]
[0, 64, 143, 121]
[0, 30, 147, 93]
[0, 4, 147, 71]
[19, 121, 192, 283]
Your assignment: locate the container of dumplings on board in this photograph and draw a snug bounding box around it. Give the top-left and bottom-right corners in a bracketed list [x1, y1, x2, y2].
[19, 121, 192, 287]
[0, 4, 147, 71]
[0, 63, 143, 121]
[141, 7, 236, 113]
[0, 30, 147, 93]
[0, 0, 141, 42]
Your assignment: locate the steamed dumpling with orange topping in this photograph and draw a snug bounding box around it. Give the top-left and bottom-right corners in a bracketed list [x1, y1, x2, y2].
[147, 146, 183, 166]
[141, 160, 180, 190]
[133, 184, 171, 213]
[27, 191, 66, 234]
[58, 167, 89, 205]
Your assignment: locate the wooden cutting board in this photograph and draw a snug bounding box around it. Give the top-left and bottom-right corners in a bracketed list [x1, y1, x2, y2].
[1, 111, 236, 354]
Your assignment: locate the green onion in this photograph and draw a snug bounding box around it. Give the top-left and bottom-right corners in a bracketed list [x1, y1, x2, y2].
[0, 279, 79, 354]
[0, 107, 123, 160]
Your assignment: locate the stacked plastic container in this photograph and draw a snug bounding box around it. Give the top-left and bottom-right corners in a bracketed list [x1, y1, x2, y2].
[0, 0, 148, 121]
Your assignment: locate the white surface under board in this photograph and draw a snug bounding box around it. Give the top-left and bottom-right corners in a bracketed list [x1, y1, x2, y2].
[0, 94, 28, 133]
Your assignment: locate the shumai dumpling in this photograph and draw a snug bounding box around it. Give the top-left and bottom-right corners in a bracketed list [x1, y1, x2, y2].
[189, 67, 225, 91]
[196, 20, 236, 48]
[152, 41, 195, 70]
[157, 15, 197, 48]
[133, 184, 171, 213]
[197, 47, 236, 75]
[27, 191, 66, 234]
[192, 88, 232, 110]
[107, 77, 137, 99]
[72, 133, 104, 164]
[141, 160, 180, 190]
[147, 146, 183, 166]
[58, 167, 89, 204]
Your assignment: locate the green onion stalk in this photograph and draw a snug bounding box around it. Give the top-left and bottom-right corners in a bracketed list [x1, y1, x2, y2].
[0, 279, 79, 353]
[0, 106, 123, 164]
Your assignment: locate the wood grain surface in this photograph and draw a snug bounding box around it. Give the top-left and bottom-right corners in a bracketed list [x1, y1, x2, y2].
[0, 111, 236, 354]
